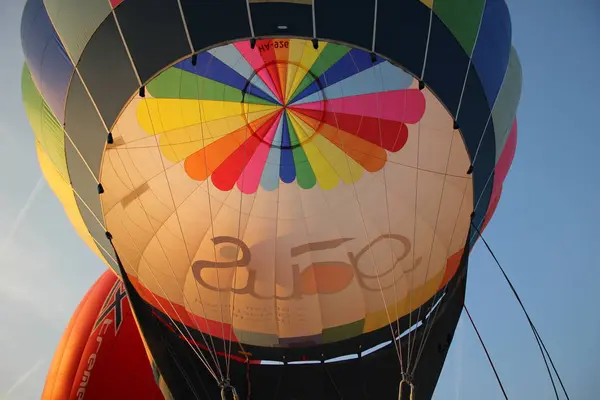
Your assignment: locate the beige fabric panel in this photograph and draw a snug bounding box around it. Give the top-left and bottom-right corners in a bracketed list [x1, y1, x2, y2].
[101, 91, 472, 342]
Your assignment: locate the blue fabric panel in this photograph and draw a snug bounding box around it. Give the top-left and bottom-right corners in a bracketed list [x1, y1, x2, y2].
[292, 49, 384, 103]
[458, 65, 496, 232]
[279, 116, 296, 183]
[21, 0, 74, 124]
[472, 0, 512, 105]
[174, 53, 277, 103]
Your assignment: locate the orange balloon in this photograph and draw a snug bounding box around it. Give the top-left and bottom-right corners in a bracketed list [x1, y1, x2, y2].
[41, 271, 164, 400]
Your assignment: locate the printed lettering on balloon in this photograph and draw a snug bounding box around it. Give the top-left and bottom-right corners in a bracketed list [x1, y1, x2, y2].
[192, 234, 420, 299]
[93, 279, 127, 334]
[76, 319, 113, 399]
[76, 280, 127, 399]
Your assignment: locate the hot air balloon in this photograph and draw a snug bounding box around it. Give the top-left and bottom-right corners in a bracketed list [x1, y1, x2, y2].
[41, 270, 165, 400]
[21, 0, 522, 398]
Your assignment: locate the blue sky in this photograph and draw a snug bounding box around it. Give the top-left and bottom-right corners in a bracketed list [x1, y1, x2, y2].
[0, 1, 598, 399]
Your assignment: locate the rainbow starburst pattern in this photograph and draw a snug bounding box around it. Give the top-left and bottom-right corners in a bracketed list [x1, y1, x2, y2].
[137, 39, 426, 194]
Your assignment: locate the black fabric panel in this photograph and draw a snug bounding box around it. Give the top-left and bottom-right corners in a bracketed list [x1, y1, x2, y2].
[150, 283, 444, 363]
[64, 73, 119, 271]
[257, 363, 343, 399]
[423, 14, 470, 117]
[71, 185, 119, 272]
[326, 357, 371, 398]
[180, 0, 251, 51]
[249, 364, 285, 399]
[250, 3, 312, 39]
[115, 0, 190, 83]
[411, 287, 466, 399]
[409, 234, 470, 400]
[314, 0, 375, 51]
[65, 73, 106, 178]
[110, 247, 215, 400]
[458, 64, 496, 227]
[375, 0, 428, 78]
[77, 14, 138, 129]
[66, 139, 118, 271]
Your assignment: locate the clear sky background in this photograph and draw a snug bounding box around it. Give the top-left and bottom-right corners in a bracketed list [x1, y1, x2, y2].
[0, 1, 598, 399]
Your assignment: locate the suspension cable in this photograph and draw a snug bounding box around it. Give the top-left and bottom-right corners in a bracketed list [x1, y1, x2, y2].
[470, 221, 569, 400]
[138, 82, 227, 380]
[371, 43, 407, 374]
[410, 185, 470, 376]
[191, 53, 240, 386]
[463, 305, 508, 400]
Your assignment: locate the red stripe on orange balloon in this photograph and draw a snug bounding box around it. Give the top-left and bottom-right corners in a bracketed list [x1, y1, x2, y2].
[292, 111, 387, 172]
[211, 111, 282, 191]
[294, 89, 426, 124]
[184, 112, 278, 181]
[291, 105, 408, 152]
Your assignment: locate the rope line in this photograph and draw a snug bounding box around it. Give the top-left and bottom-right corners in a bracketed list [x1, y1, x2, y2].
[463, 304, 508, 400]
[471, 222, 569, 400]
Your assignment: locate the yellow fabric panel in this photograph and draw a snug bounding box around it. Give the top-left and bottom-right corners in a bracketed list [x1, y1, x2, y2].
[36, 143, 109, 268]
[21, 64, 69, 180]
[136, 98, 279, 163]
[286, 40, 327, 99]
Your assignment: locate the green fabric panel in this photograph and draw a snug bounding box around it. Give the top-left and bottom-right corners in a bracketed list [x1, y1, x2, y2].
[433, 0, 485, 55]
[43, 0, 112, 63]
[492, 47, 522, 160]
[21, 64, 69, 179]
[289, 44, 350, 101]
[322, 319, 365, 343]
[147, 68, 273, 105]
[286, 113, 316, 189]
[233, 329, 279, 346]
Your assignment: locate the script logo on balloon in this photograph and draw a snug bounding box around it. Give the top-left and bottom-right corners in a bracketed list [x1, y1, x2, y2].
[191, 234, 421, 299]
